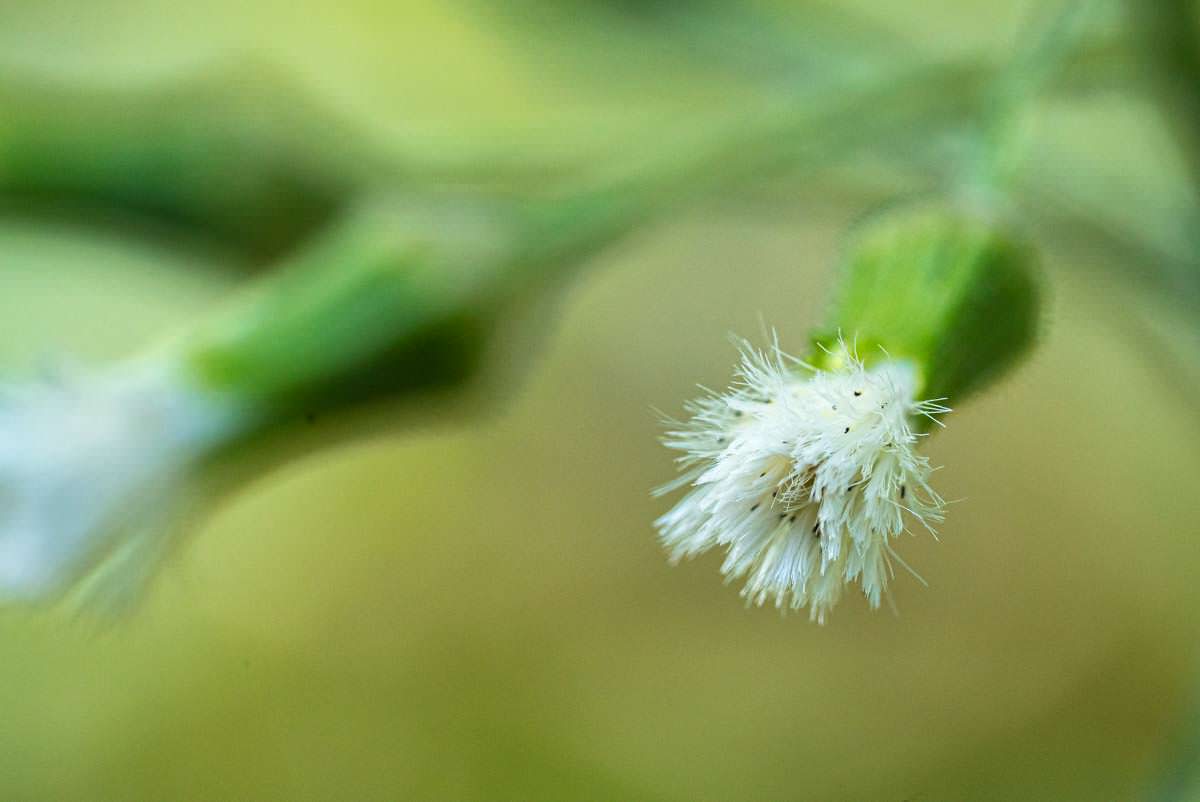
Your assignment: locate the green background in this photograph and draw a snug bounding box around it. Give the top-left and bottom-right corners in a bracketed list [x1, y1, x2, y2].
[1, 1, 1198, 799]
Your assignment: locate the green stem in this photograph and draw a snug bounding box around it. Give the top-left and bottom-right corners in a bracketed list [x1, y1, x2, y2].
[0, 63, 390, 260]
[173, 36, 1126, 428]
[1126, 0, 1200, 206]
[972, 0, 1100, 199]
[0, 34, 1123, 263]
[520, 60, 994, 263]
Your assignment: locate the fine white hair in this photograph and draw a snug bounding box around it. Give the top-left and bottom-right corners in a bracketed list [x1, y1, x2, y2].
[655, 339, 948, 622]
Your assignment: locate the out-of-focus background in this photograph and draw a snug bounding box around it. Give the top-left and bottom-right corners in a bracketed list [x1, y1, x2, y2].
[2, 1, 1200, 800]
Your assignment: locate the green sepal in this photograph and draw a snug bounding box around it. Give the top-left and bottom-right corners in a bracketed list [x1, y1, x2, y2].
[181, 198, 509, 420]
[812, 203, 1041, 407]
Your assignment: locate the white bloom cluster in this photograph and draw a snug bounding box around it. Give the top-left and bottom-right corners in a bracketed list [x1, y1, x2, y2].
[655, 340, 948, 622]
[0, 360, 241, 604]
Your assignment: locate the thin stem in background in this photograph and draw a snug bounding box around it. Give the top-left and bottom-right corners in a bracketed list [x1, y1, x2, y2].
[1126, 0, 1200, 206]
[973, 0, 1101, 199]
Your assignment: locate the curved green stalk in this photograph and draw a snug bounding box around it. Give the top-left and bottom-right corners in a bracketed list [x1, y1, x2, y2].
[0, 35, 1123, 262]
[972, 0, 1102, 197]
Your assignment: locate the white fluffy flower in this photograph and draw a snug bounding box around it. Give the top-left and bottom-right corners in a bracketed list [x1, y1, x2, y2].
[655, 340, 949, 622]
[0, 359, 243, 604]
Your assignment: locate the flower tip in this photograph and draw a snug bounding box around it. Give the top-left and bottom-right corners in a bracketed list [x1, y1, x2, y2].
[0, 360, 241, 607]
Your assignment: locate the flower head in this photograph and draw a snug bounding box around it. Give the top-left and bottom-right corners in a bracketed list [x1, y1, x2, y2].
[655, 339, 948, 622]
[0, 360, 241, 605]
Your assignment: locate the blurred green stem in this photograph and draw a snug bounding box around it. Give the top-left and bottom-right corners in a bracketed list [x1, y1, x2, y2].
[163, 29, 1128, 431]
[171, 64, 992, 426]
[1152, 681, 1200, 802]
[0, 63, 386, 260]
[0, 37, 1123, 263]
[1126, 0, 1200, 205]
[973, 0, 1099, 199]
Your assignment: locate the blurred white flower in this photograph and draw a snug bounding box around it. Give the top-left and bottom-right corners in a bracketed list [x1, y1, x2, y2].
[0, 359, 242, 604]
[655, 339, 948, 623]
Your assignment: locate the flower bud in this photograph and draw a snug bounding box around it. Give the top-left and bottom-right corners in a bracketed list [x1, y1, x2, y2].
[655, 202, 1043, 620]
